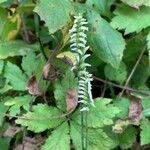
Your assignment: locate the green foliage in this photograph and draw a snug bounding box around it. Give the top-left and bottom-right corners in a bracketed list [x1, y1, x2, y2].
[4, 95, 32, 115]
[111, 4, 150, 34]
[16, 104, 64, 133]
[140, 119, 150, 145]
[70, 122, 112, 150]
[34, 0, 73, 34]
[42, 122, 70, 150]
[0, 0, 149, 149]
[104, 62, 127, 84]
[54, 69, 78, 111]
[0, 40, 38, 59]
[73, 98, 120, 128]
[4, 62, 27, 91]
[88, 10, 126, 68]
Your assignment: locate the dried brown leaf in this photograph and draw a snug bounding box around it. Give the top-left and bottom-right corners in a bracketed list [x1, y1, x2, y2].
[66, 88, 78, 112]
[3, 126, 21, 137]
[128, 93, 143, 125]
[42, 62, 51, 79]
[26, 75, 42, 96]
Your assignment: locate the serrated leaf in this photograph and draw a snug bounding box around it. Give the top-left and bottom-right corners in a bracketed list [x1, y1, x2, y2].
[88, 10, 126, 68]
[70, 121, 112, 150]
[34, 0, 72, 34]
[54, 69, 78, 112]
[104, 62, 127, 84]
[73, 98, 120, 128]
[4, 62, 27, 91]
[42, 122, 70, 150]
[22, 51, 40, 76]
[4, 95, 32, 115]
[121, 0, 150, 8]
[0, 40, 38, 59]
[86, 0, 115, 16]
[111, 5, 150, 34]
[16, 104, 64, 133]
[140, 119, 150, 145]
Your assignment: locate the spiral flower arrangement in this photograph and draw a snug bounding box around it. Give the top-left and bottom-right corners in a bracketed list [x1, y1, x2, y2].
[69, 14, 95, 111]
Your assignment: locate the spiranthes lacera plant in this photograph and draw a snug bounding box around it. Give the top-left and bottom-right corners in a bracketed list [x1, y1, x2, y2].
[69, 14, 95, 111]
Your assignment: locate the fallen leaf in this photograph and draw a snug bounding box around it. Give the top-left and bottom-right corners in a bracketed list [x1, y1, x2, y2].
[3, 126, 21, 137]
[127, 92, 143, 125]
[42, 62, 60, 80]
[26, 75, 42, 96]
[66, 88, 78, 112]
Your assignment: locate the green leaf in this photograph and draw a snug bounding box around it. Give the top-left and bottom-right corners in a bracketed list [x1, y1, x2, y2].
[0, 101, 9, 126]
[113, 97, 130, 118]
[73, 98, 120, 128]
[0, 60, 4, 74]
[0, 80, 12, 94]
[4, 62, 27, 91]
[34, 0, 72, 34]
[0, 0, 7, 3]
[88, 10, 126, 68]
[42, 122, 70, 150]
[86, 0, 115, 16]
[0, 137, 11, 150]
[121, 0, 150, 8]
[4, 95, 32, 115]
[22, 51, 40, 76]
[142, 96, 150, 117]
[70, 121, 112, 150]
[104, 62, 127, 84]
[105, 126, 136, 149]
[16, 104, 64, 133]
[118, 126, 136, 149]
[140, 119, 150, 145]
[54, 69, 78, 111]
[0, 40, 38, 59]
[111, 4, 150, 34]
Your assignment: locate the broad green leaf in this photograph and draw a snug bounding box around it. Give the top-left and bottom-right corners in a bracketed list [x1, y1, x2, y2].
[34, 0, 72, 34]
[88, 10, 126, 68]
[4, 62, 27, 91]
[54, 69, 78, 111]
[0, 101, 9, 126]
[113, 97, 130, 118]
[142, 96, 150, 117]
[0, 60, 4, 74]
[16, 104, 64, 133]
[0, 137, 11, 150]
[70, 121, 112, 150]
[0, 40, 38, 59]
[129, 57, 149, 88]
[86, 0, 115, 16]
[121, 0, 150, 8]
[105, 126, 136, 149]
[4, 95, 32, 115]
[123, 35, 145, 63]
[111, 5, 150, 34]
[140, 119, 150, 145]
[118, 126, 136, 149]
[0, 0, 7, 3]
[42, 122, 70, 150]
[104, 62, 127, 84]
[73, 98, 120, 128]
[22, 51, 40, 76]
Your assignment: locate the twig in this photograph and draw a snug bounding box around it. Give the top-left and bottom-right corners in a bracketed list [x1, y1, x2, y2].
[119, 46, 146, 97]
[93, 76, 150, 96]
[21, 14, 30, 43]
